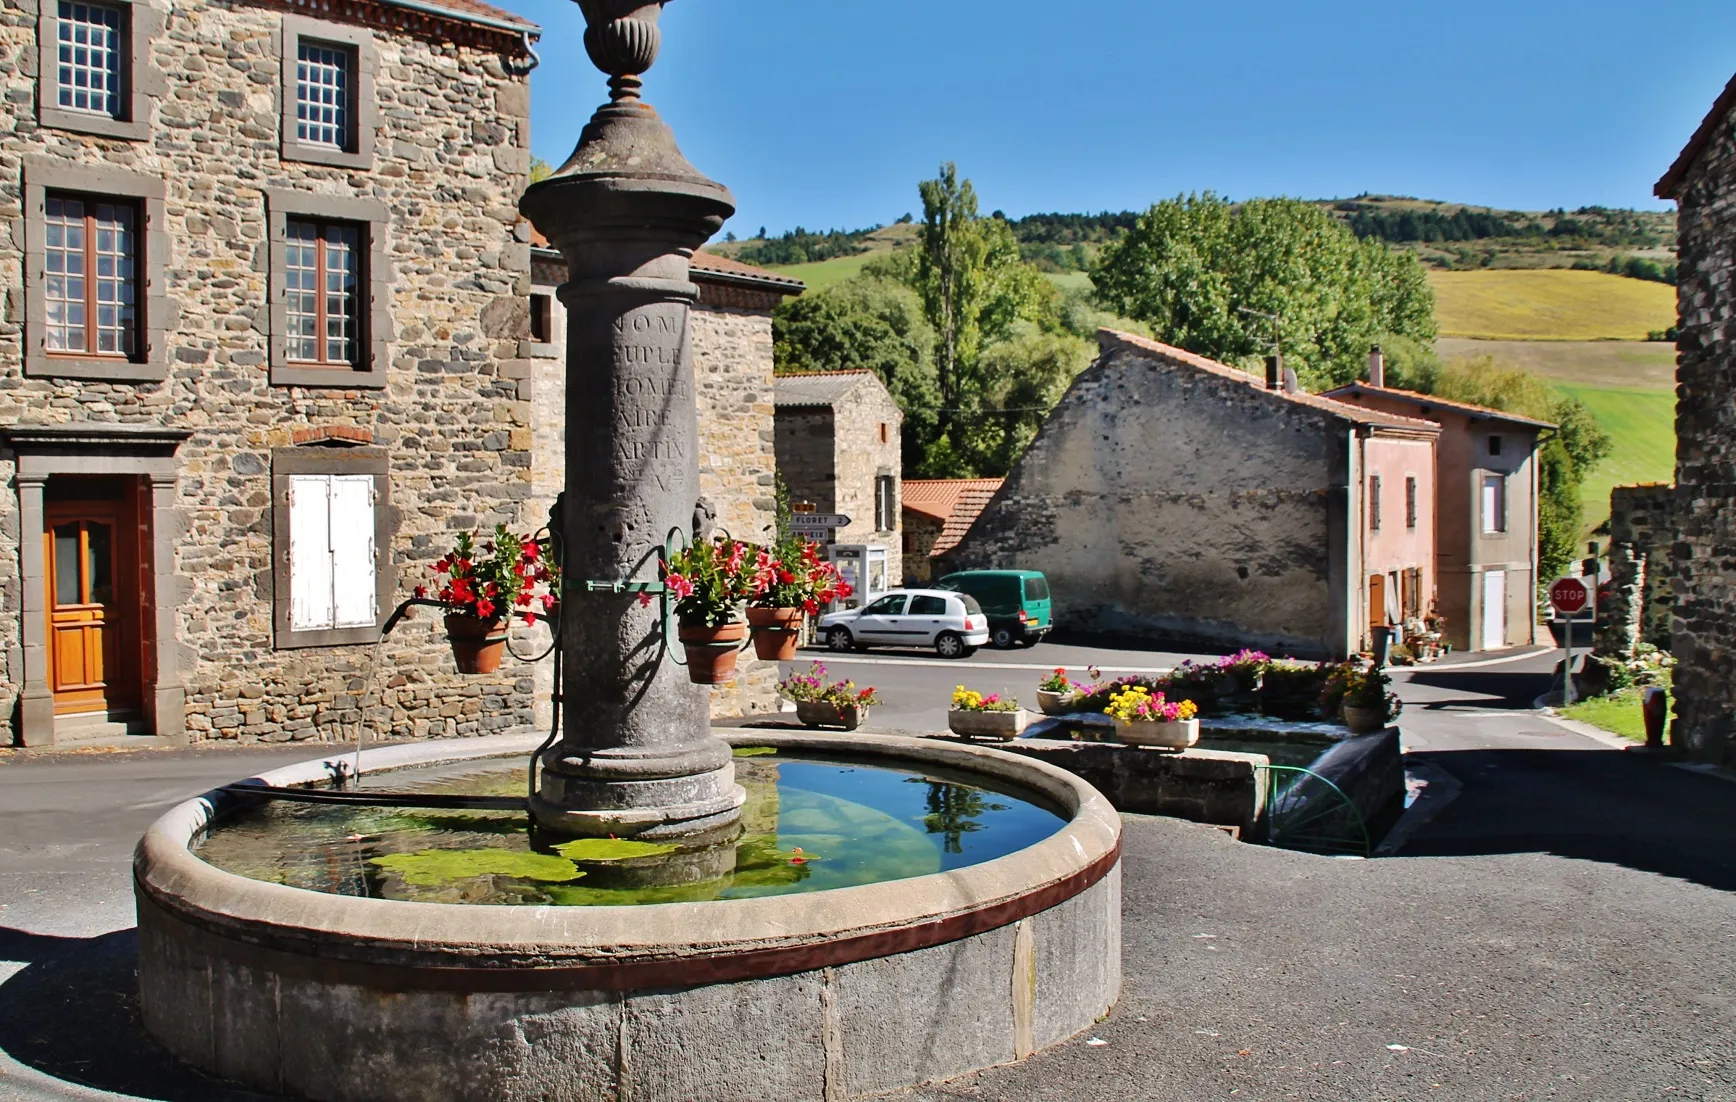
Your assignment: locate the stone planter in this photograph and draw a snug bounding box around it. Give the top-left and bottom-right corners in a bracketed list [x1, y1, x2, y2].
[445, 614, 508, 675]
[1113, 717, 1200, 750]
[1341, 704, 1387, 733]
[1036, 688, 1076, 716]
[795, 700, 866, 731]
[677, 621, 748, 684]
[948, 709, 1029, 741]
[747, 606, 803, 661]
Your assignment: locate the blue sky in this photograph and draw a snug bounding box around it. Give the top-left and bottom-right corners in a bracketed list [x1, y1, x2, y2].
[512, 0, 1736, 237]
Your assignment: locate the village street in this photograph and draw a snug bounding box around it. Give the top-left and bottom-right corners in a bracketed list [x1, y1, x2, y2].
[3, 644, 1736, 1101]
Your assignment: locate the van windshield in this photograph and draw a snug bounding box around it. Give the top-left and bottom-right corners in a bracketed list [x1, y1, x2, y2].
[1023, 577, 1050, 601]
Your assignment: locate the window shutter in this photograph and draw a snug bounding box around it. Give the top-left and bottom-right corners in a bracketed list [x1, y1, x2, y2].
[289, 475, 335, 630]
[329, 475, 377, 628]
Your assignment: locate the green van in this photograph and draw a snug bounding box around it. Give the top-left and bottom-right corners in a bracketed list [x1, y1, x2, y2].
[935, 570, 1053, 648]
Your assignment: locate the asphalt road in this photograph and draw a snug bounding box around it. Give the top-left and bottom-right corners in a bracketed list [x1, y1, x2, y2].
[5, 646, 1736, 1101]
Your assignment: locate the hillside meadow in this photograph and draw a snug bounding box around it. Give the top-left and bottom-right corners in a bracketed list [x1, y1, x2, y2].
[1429, 270, 1676, 341]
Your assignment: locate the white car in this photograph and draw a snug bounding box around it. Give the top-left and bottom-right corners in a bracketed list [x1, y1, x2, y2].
[818, 589, 991, 659]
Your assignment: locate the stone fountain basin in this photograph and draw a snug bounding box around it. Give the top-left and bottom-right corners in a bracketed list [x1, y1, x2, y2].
[135, 732, 1122, 1102]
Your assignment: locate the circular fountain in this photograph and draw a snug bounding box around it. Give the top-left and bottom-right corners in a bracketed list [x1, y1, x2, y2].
[134, 5, 1121, 1098]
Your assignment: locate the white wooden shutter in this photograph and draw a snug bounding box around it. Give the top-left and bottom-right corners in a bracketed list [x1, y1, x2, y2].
[329, 475, 377, 629]
[289, 475, 335, 631]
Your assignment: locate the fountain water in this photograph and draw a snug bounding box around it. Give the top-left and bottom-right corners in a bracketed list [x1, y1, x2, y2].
[133, 6, 1122, 1099]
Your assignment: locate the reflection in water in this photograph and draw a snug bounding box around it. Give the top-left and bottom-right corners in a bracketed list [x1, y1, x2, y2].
[195, 754, 1065, 907]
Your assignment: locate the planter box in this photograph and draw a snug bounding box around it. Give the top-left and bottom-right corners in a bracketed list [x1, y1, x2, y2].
[1036, 689, 1075, 716]
[947, 709, 1029, 741]
[1113, 717, 1200, 750]
[794, 700, 866, 731]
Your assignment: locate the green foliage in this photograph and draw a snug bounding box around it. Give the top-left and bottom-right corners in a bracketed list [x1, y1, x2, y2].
[1432, 356, 1613, 578]
[1342, 204, 1524, 243]
[529, 156, 553, 184]
[1092, 194, 1438, 389]
[917, 163, 993, 426]
[737, 225, 878, 267]
[965, 324, 1094, 475]
[370, 849, 580, 887]
[551, 838, 679, 862]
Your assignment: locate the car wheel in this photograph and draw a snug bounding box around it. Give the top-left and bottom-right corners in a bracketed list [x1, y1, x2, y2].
[827, 627, 855, 652]
[936, 632, 966, 659]
[991, 626, 1017, 649]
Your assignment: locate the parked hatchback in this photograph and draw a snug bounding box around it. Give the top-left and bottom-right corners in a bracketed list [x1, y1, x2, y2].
[935, 570, 1053, 648]
[817, 589, 991, 658]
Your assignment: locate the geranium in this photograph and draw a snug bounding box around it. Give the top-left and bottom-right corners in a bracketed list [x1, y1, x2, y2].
[659, 536, 764, 627]
[952, 685, 1020, 713]
[1104, 685, 1198, 724]
[753, 535, 853, 616]
[1319, 661, 1401, 723]
[1039, 667, 1074, 693]
[420, 526, 557, 625]
[778, 661, 880, 708]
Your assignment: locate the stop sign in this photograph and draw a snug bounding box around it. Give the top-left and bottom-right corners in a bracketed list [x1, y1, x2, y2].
[1550, 577, 1590, 616]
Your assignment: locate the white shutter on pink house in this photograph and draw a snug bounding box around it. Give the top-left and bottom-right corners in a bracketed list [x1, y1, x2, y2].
[288, 474, 376, 632]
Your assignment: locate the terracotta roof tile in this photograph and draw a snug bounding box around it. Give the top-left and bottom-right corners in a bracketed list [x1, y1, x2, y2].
[1657, 70, 1736, 199]
[1098, 330, 1442, 433]
[1322, 382, 1557, 431]
[902, 478, 1004, 524]
[931, 482, 1003, 558]
[385, 0, 536, 30]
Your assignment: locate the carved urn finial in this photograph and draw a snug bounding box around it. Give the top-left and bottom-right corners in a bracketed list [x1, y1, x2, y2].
[577, 0, 665, 103]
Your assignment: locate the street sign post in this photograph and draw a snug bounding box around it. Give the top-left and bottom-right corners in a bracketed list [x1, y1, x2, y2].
[789, 513, 851, 544]
[1550, 577, 1591, 705]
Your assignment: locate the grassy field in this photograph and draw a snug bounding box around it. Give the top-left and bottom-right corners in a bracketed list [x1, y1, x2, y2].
[764, 253, 876, 292]
[1552, 383, 1675, 533]
[1436, 338, 1675, 389]
[1429, 270, 1676, 341]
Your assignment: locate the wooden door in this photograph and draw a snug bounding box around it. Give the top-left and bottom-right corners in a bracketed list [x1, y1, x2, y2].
[45, 504, 138, 714]
[1368, 574, 1386, 630]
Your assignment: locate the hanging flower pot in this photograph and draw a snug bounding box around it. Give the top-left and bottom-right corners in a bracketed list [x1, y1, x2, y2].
[747, 606, 804, 661]
[445, 614, 509, 675]
[678, 621, 748, 684]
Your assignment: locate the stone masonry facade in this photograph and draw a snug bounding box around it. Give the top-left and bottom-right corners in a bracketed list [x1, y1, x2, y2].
[1596, 483, 1676, 657]
[1659, 77, 1736, 762]
[0, 0, 543, 745]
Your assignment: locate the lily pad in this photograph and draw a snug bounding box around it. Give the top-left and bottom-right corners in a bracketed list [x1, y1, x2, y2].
[732, 746, 779, 757]
[370, 849, 581, 887]
[552, 838, 679, 862]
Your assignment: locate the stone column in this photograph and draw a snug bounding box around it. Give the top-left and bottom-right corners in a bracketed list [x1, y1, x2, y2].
[143, 473, 187, 744]
[15, 474, 54, 747]
[520, 0, 742, 838]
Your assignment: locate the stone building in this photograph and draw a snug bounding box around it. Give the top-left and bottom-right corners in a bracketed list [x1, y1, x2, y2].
[1657, 71, 1736, 762]
[773, 370, 903, 597]
[1326, 351, 1551, 652]
[0, 0, 544, 746]
[941, 330, 1440, 660]
[901, 477, 1001, 584]
[528, 245, 803, 718]
[1595, 482, 1675, 656]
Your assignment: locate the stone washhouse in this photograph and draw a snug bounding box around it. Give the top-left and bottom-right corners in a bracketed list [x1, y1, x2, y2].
[941, 330, 1441, 660]
[1656, 70, 1736, 764]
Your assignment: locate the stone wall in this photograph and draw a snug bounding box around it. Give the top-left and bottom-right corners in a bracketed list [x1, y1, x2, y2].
[903, 512, 942, 583]
[528, 255, 781, 719]
[943, 332, 1356, 658]
[773, 408, 834, 514]
[830, 378, 901, 576]
[1597, 483, 1675, 655]
[1667, 99, 1736, 762]
[0, 0, 540, 744]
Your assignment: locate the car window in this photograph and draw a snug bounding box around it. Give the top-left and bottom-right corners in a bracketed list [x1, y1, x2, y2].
[909, 595, 947, 615]
[863, 595, 907, 615]
[1023, 577, 1050, 601]
[958, 595, 984, 616]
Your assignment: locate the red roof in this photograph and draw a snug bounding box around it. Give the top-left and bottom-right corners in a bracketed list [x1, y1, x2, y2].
[903, 479, 1004, 557]
[1323, 382, 1556, 431]
[1657, 70, 1736, 199]
[413, 0, 535, 28]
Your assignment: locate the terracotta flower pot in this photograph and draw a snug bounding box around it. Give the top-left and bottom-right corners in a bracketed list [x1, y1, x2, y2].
[947, 709, 1029, 741]
[1114, 717, 1200, 750]
[445, 614, 508, 675]
[747, 606, 804, 661]
[795, 700, 865, 731]
[678, 621, 748, 684]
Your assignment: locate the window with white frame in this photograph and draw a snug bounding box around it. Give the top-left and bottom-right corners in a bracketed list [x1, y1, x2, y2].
[874, 474, 897, 532]
[288, 473, 377, 632]
[1481, 473, 1508, 535]
[295, 40, 351, 149]
[279, 16, 376, 170]
[56, 1, 123, 117]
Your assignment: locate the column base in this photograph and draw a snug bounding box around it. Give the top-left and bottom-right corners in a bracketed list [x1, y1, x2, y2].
[531, 758, 746, 839]
[18, 688, 55, 747]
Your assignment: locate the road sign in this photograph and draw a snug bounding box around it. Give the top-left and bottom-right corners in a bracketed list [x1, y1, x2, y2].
[790, 513, 850, 529]
[1550, 577, 1590, 617]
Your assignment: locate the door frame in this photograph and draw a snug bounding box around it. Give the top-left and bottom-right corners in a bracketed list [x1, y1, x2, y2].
[45, 496, 142, 715]
[1481, 569, 1507, 651]
[6, 424, 190, 747]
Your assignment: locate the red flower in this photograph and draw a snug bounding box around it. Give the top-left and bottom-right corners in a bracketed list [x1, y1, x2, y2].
[475, 598, 496, 619]
[522, 541, 540, 562]
[524, 612, 538, 626]
[541, 593, 557, 612]
[414, 585, 428, 599]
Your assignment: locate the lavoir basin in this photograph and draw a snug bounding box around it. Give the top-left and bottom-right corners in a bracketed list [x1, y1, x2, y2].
[136, 732, 1122, 1102]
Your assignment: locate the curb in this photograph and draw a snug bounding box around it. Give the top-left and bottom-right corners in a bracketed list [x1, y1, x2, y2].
[1373, 756, 1463, 857]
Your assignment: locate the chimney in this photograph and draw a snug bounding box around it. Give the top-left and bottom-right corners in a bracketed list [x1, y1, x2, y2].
[1368, 344, 1385, 388]
[1265, 354, 1282, 391]
[1283, 366, 1300, 393]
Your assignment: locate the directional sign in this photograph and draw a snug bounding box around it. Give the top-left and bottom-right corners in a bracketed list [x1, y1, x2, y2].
[1550, 576, 1590, 617]
[790, 513, 851, 529]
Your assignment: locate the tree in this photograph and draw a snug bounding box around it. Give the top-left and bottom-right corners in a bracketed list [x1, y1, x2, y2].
[966, 325, 1095, 476]
[529, 156, 553, 184]
[1431, 356, 1612, 579]
[916, 163, 991, 441]
[1092, 194, 1438, 388]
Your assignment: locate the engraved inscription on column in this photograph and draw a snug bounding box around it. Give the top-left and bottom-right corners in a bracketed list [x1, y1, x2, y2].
[612, 306, 692, 497]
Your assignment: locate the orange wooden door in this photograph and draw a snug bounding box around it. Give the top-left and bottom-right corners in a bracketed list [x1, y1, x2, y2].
[1368, 574, 1387, 630]
[45, 506, 137, 714]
